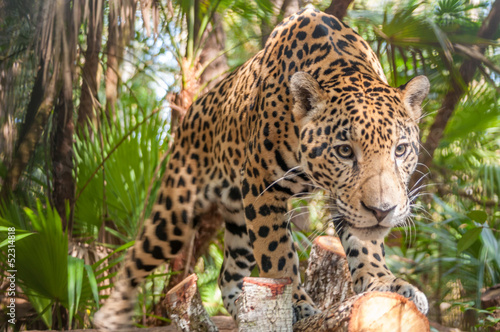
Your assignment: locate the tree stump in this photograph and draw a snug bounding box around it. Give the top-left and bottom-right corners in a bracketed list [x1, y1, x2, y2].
[165, 274, 218, 332]
[293, 291, 430, 332]
[305, 236, 354, 311]
[236, 277, 293, 331]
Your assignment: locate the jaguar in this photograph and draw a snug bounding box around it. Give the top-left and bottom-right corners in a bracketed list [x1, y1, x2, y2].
[94, 7, 430, 329]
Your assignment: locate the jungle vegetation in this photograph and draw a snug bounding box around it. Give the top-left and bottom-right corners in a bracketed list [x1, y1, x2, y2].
[0, 0, 499, 330]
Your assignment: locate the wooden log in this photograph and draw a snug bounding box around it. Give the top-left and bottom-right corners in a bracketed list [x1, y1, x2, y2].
[236, 277, 293, 331]
[305, 236, 355, 311]
[293, 291, 430, 332]
[298, 235, 429, 331]
[164, 273, 218, 332]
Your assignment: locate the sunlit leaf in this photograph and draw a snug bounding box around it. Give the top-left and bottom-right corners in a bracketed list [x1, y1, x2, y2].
[457, 228, 482, 253]
[467, 210, 488, 224]
[68, 256, 84, 327]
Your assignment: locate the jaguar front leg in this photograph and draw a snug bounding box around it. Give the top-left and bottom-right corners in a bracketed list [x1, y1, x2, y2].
[241, 177, 319, 322]
[339, 232, 429, 314]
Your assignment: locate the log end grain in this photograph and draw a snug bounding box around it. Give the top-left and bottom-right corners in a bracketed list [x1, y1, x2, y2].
[315, 236, 346, 258]
[348, 292, 430, 332]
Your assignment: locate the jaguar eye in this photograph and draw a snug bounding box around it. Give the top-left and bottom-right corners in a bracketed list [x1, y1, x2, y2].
[335, 145, 354, 159]
[395, 144, 408, 157]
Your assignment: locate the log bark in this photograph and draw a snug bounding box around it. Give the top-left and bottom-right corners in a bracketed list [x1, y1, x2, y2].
[293, 292, 430, 332]
[165, 274, 219, 332]
[160, 236, 429, 331]
[236, 277, 293, 331]
[305, 236, 354, 311]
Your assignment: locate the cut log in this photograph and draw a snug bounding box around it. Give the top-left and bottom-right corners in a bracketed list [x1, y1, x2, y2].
[236, 277, 293, 331]
[165, 273, 218, 332]
[305, 236, 355, 311]
[293, 291, 430, 332]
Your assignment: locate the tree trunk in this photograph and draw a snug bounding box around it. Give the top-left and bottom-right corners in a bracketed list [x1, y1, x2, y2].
[261, 0, 300, 48]
[0, 62, 60, 202]
[105, 2, 119, 121]
[0, 63, 21, 172]
[78, 0, 104, 134]
[324, 0, 354, 20]
[50, 0, 79, 234]
[104, 0, 137, 120]
[410, 0, 500, 189]
[51, 88, 75, 234]
[199, 12, 229, 91]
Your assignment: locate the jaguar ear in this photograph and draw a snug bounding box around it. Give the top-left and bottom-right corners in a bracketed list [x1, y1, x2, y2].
[398, 75, 430, 122]
[290, 72, 327, 122]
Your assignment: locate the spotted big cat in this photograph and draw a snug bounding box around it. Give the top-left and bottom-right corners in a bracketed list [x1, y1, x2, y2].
[94, 7, 429, 330]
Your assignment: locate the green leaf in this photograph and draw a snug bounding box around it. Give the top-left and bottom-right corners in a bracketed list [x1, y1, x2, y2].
[0, 228, 34, 248]
[457, 227, 482, 253]
[84, 264, 100, 310]
[67, 256, 84, 327]
[27, 295, 52, 329]
[467, 210, 488, 224]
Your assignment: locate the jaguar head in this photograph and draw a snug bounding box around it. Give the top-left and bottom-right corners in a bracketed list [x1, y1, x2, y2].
[291, 71, 429, 240]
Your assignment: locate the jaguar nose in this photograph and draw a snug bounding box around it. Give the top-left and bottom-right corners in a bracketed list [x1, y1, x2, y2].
[361, 202, 397, 223]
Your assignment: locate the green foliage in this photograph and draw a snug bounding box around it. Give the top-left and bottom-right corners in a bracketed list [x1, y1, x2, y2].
[0, 201, 93, 328]
[74, 110, 169, 241]
[0, 55, 169, 328]
[196, 243, 227, 316]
